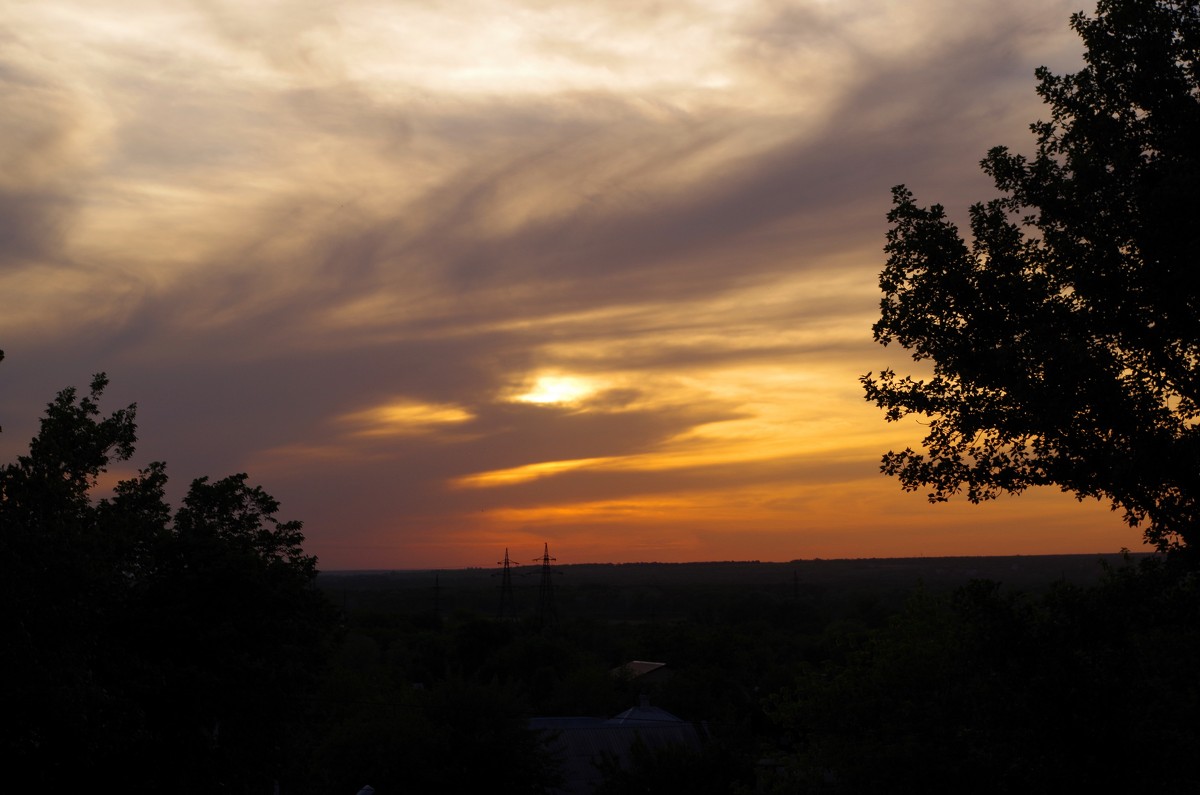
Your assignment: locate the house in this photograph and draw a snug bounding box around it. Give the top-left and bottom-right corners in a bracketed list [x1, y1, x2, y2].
[531, 697, 706, 795]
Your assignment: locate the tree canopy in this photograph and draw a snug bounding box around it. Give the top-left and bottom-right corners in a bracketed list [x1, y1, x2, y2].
[0, 360, 332, 791]
[863, 0, 1200, 554]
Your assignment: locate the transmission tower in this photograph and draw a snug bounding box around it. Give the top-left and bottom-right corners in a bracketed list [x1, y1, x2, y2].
[495, 548, 520, 621]
[534, 542, 560, 630]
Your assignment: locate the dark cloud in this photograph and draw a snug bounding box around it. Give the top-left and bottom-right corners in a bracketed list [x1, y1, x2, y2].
[0, 60, 90, 272]
[0, 189, 73, 270]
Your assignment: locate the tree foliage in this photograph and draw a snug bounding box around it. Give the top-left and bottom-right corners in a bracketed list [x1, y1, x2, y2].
[863, 0, 1200, 552]
[0, 362, 332, 791]
[765, 563, 1200, 793]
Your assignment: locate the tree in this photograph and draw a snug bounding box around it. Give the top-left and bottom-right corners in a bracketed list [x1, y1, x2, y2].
[1, 368, 148, 784]
[764, 569, 1200, 792]
[862, 0, 1200, 553]
[0, 362, 333, 790]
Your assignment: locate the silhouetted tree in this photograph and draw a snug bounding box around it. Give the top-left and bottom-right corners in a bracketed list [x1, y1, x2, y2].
[862, 0, 1200, 554]
[0, 363, 333, 791]
[2, 369, 145, 784]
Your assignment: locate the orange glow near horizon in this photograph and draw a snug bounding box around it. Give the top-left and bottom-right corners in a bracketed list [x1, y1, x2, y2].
[312, 484, 1140, 571]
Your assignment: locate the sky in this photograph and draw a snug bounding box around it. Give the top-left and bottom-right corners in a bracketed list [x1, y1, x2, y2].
[1, 0, 1145, 569]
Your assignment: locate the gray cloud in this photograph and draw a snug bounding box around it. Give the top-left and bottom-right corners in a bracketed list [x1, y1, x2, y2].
[0, 58, 92, 273]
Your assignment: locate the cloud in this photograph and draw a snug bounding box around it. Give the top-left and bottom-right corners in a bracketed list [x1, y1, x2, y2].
[0, 0, 1139, 567]
[0, 54, 100, 274]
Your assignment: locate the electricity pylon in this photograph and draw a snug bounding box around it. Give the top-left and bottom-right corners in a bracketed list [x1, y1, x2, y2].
[496, 548, 519, 621]
[534, 542, 560, 631]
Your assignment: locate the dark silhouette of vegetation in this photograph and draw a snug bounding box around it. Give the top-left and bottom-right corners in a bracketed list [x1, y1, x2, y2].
[1, 364, 334, 791]
[863, 0, 1200, 554]
[763, 557, 1200, 792]
[847, 6, 1200, 780]
[317, 553, 1200, 793]
[591, 734, 743, 795]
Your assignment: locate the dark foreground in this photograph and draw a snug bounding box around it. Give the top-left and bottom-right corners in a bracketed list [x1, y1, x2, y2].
[15, 550, 1199, 793]
[305, 551, 1198, 794]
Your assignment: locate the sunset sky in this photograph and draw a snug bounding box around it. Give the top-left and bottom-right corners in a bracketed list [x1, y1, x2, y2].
[1, 0, 1144, 569]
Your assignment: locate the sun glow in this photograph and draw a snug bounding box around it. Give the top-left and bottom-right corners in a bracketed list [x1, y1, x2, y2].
[514, 374, 597, 405]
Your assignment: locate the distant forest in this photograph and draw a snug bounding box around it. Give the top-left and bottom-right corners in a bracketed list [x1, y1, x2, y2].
[320, 553, 1142, 620]
[307, 551, 1199, 793]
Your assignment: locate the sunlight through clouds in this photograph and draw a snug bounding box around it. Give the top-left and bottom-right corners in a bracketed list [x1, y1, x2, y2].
[513, 374, 598, 405]
[338, 400, 474, 437]
[453, 456, 617, 488]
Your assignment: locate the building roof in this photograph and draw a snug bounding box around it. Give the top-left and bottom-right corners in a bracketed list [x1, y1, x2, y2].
[531, 700, 705, 795]
[610, 660, 667, 679]
[606, 702, 686, 727]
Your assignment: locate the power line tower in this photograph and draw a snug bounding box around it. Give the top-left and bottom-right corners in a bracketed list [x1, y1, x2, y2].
[495, 548, 520, 621]
[534, 542, 560, 631]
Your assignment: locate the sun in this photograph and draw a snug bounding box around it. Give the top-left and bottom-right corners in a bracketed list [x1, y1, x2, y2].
[515, 374, 595, 405]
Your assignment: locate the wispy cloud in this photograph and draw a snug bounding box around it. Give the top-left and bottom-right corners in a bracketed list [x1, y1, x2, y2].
[0, 0, 1138, 567]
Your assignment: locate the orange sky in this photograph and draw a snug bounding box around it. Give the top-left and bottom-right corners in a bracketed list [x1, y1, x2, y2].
[0, 0, 1143, 569]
